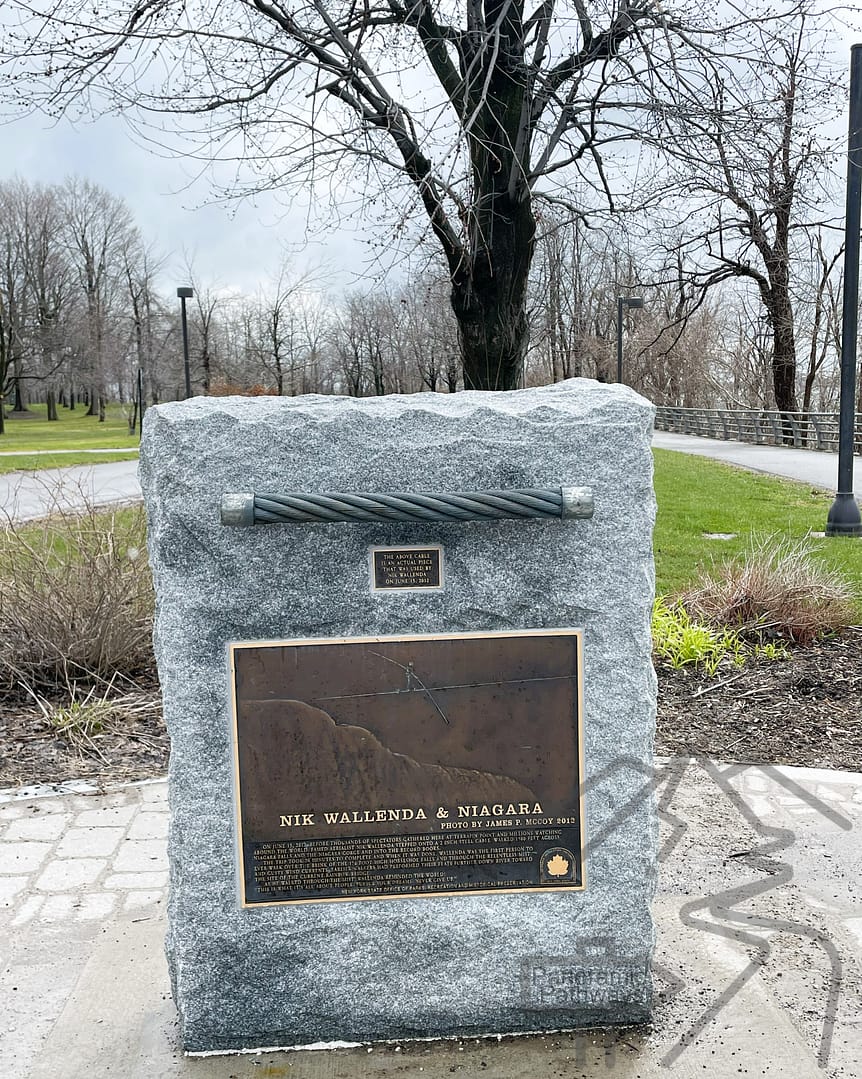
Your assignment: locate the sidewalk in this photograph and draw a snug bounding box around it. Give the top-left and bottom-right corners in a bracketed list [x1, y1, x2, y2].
[0, 460, 142, 521]
[2, 760, 860, 1077]
[652, 431, 847, 491]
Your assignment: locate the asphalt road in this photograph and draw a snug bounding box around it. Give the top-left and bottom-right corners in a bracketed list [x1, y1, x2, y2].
[0, 459, 142, 522]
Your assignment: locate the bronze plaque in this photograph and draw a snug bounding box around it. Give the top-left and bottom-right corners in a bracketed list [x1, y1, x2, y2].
[370, 546, 443, 591]
[230, 629, 585, 906]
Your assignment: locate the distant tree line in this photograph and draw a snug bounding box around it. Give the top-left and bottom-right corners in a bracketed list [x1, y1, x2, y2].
[0, 169, 848, 435]
[0, 0, 851, 413]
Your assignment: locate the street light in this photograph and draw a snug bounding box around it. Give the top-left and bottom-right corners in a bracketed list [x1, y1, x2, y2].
[136, 366, 144, 437]
[177, 286, 194, 400]
[827, 44, 862, 537]
[616, 295, 643, 384]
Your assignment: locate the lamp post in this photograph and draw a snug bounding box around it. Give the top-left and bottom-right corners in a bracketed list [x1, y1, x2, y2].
[616, 296, 644, 384]
[136, 366, 144, 437]
[827, 45, 862, 537]
[177, 286, 194, 400]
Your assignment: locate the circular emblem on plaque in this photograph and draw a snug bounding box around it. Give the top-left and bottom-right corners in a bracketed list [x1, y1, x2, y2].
[540, 846, 577, 883]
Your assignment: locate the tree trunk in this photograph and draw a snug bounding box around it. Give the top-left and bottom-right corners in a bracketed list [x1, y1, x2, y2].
[446, 2, 535, 391]
[771, 299, 798, 444]
[47, 390, 58, 421]
[451, 195, 534, 390]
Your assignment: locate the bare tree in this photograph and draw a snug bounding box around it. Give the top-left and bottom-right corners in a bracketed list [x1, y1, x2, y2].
[18, 182, 72, 413]
[668, 15, 841, 425]
[124, 238, 169, 428]
[0, 183, 30, 425]
[180, 259, 224, 395]
[528, 211, 625, 384]
[253, 261, 331, 395]
[1, 0, 813, 391]
[60, 178, 138, 419]
[332, 292, 396, 396]
[0, 179, 75, 424]
[796, 231, 842, 417]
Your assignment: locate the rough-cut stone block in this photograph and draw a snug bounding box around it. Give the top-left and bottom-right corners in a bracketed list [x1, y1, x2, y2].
[139, 379, 657, 1053]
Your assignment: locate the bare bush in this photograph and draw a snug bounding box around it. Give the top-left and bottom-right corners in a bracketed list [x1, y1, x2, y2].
[680, 536, 857, 645]
[0, 483, 155, 691]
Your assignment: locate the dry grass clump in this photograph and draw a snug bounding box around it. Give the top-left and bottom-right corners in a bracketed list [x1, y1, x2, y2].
[0, 482, 155, 692]
[19, 677, 162, 756]
[680, 535, 857, 645]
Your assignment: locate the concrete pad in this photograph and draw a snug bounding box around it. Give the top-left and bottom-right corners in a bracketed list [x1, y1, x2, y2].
[55, 827, 126, 859]
[1, 931, 103, 1079]
[24, 902, 829, 1079]
[5, 815, 70, 841]
[34, 858, 107, 891]
[1, 842, 51, 873]
[3, 767, 861, 1078]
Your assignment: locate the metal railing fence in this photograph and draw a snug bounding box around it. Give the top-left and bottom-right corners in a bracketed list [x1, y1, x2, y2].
[654, 406, 862, 452]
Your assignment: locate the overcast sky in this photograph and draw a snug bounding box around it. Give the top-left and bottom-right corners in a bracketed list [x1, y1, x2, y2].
[1, 17, 859, 301]
[0, 107, 383, 298]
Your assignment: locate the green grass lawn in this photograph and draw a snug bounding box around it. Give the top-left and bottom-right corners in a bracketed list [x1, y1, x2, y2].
[2, 423, 860, 614]
[654, 448, 862, 611]
[0, 451, 139, 475]
[0, 402, 139, 452]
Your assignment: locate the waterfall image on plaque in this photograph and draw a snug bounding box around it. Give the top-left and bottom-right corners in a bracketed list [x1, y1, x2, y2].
[229, 630, 584, 905]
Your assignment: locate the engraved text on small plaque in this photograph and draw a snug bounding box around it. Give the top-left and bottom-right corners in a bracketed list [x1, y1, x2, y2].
[371, 546, 443, 591]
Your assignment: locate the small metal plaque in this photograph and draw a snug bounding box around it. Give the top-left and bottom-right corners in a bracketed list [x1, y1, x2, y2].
[370, 545, 443, 591]
[229, 629, 585, 907]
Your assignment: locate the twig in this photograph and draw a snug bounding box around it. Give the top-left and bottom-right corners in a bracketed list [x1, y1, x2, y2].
[690, 672, 746, 700]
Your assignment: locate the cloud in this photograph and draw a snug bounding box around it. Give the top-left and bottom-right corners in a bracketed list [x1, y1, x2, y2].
[0, 111, 374, 294]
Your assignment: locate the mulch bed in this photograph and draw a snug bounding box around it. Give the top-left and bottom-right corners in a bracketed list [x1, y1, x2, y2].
[656, 627, 862, 770]
[0, 676, 169, 790]
[1, 630, 860, 790]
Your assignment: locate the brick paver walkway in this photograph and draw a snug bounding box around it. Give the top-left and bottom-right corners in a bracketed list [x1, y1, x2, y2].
[1, 781, 167, 927]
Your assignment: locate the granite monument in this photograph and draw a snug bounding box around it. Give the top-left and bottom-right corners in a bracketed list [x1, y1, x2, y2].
[139, 379, 657, 1052]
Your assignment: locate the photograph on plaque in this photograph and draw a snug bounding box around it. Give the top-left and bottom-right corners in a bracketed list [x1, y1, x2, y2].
[229, 630, 584, 906]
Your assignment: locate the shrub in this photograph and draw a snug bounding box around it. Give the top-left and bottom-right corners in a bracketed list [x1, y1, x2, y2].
[208, 380, 277, 397]
[652, 597, 787, 674]
[652, 598, 749, 675]
[679, 535, 857, 645]
[0, 482, 155, 692]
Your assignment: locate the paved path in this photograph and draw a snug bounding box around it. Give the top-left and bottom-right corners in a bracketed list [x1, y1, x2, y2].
[2, 434, 853, 525]
[652, 431, 847, 491]
[1, 760, 860, 1077]
[0, 460, 142, 522]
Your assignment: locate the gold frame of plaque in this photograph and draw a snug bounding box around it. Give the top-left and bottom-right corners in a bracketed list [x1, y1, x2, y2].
[229, 629, 586, 907]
